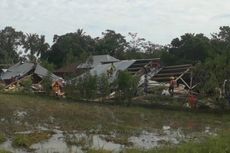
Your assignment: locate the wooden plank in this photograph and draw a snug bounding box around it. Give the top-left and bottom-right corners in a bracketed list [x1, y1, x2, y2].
[127, 67, 143, 71]
[129, 63, 148, 67]
[175, 68, 191, 82]
[152, 76, 171, 81]
[179, 77, 190, 89]
[154, 72, 185, 77]
[135, 58, 160, 62]
[190, 71, 193, 88]
[160, 67, 189, 73]
[163, 64, 192, 69]
[5, 74, 33, 89]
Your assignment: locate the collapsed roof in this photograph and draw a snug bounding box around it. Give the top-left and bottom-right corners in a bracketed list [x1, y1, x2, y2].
[77, 58, 160, 83]
[0, 62, 61, 82]
[151, 64, 197, 90]
[151, 64, 192, 82]
[77, 55, 120, 69]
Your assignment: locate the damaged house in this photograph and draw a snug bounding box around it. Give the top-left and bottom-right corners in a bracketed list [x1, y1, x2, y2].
[0, 62, 61, 91]
[150, 64, 197, 95]
[54, 55, 120, 79]
[75, 55, 161, 84]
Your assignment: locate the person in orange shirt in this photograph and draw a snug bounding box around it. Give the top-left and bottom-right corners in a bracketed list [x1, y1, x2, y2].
[188, 92, 197, 109]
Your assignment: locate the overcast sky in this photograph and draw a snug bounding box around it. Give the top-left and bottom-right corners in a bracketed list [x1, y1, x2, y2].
[0, 0, 230, 45]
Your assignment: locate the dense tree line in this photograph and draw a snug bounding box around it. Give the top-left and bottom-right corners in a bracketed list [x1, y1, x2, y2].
[0, 26, 165, 68]
[1, 26, 230, 96]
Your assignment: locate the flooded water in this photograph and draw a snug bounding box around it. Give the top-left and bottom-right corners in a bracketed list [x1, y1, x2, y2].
[0, 126, 218, 153]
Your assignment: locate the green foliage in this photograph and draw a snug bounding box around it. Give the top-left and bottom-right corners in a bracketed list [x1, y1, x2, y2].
[194, 48, 230, 96]
[13, 135, 30, 148]
[22, 34, 49, 62]
[42, 29, 95, 68]
[41, 72, 53, 94]
[40, 60, 55, 71]
[0, 133, 6, 144]
[95, 30, 127, 59]
[13, 132, 52, 148]
[64, 82, 80, 100]
[115, 71, 138, 104]
[98, 74, 110, 98]
[20, 77, 33, 92]
[162, 33, 212, 65]
[0, 26, 24, 64]
[76, 72, 98, 100]
[87, 149, 112, 153]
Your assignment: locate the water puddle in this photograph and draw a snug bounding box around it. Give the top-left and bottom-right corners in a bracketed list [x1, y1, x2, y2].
[0, 126, 218, 153]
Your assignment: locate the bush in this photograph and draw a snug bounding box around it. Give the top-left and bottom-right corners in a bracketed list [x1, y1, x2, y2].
[20, 77, 33, 92]
[98, 74, 110, 100]
[76, 72, 98, 100]
[41, 72, 53, 95]
[115, 71, 139, 104]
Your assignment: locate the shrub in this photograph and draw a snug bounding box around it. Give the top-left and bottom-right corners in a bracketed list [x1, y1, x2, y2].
[98, 74, 110, 100]
[41, 72, 53, 95]
[76, 72, 98, 100]
[20, 77, 33, 92]
[115, 71, 139, 104]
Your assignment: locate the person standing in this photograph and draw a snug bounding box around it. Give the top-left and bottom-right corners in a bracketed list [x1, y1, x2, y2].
[169, 76, 176, 96]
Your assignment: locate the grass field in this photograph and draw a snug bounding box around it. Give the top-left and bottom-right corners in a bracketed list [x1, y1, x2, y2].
[0, 93, 230, 152]
[125, 130, 230, 153]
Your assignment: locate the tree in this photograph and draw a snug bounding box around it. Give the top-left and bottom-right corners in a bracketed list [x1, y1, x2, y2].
[162, 33, 212, 65]
[127, 32, 146, 52]
[213, 26, 230, 42]
[42, 29, 95, 68]
[0, 26, 24, 64]
[95, 30, 127, 59]
[22, 34, 49, 62]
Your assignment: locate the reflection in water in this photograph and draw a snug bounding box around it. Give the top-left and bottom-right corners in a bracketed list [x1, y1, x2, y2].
[0, 127, 218, 153]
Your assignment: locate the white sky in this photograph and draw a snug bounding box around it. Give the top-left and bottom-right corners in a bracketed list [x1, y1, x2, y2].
[0, 0, 230, 45]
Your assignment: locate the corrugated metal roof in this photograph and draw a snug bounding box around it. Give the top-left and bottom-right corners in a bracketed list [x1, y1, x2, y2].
[86, 60, 136, 82]
[34, 64, 61, 81]
[77, 55, 119, 69]
[0, 62, 34, 80]
[90, 60, 135, 76]
[0, 62, 61, 81]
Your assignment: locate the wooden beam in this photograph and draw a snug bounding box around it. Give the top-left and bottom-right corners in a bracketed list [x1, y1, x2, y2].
[154, 72, 185, 77]
[190, 71, 193, 89]
[129, 63, 149, 67]
[160, 67, 189, 73]
[152, 76, 171, 81]
[191, 83, 199, 89]
[127, 67, 143, 71]
[163, 64, 192, 69]
[179, 77, 191, 89]
[175, 68, 191, 81]
[5, 74, 33, 89]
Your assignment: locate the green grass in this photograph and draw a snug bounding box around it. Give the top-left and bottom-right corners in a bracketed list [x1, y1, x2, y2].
[0, 150, 12, 153]
[87, 149, 112, 153]
[0, 133, 6, 144]
[12, 131, 53, 148]
[126, 130, 230, 153]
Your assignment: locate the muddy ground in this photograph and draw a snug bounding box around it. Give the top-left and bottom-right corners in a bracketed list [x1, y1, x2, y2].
[0, 94, 230, 153]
